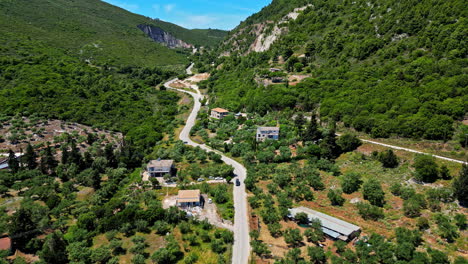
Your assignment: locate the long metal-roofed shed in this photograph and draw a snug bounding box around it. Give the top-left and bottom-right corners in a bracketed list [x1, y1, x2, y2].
[288, 206, 361, 241]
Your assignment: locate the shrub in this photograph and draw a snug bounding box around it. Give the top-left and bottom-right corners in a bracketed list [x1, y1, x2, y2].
[356, 202, 384, 220]
[362, 179, 386, 207]
[341, 172, 363, 194]
[328, 189, 345, 206]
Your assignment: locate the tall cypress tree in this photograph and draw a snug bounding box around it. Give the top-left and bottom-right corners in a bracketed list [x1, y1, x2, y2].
[303, 114, 322, 142]
[320, 128, 341, 160]
[23, 143, 37, 170]
[69, 140, 81, 166]
[61, 145, 69, 165]
[453, 164, 468, 206]
[41, 144, 57, 175]
[8, 149, 19, 174]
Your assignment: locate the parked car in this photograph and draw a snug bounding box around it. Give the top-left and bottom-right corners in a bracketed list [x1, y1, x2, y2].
[197, 178, 205, 182]
[208, 176, 215, 180]
[235, 179, 241, 186]
[215, 177, 223, 181]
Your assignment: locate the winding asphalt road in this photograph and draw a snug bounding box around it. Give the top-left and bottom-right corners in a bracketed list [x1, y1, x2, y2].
[164, 79, 251, 264]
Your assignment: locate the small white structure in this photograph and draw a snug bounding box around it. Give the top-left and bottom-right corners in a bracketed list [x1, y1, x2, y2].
[256, 127, 280, 142]
[211, 108, 229, 119]
[147, 159, 175, 177]
[177, 190, 201, 208]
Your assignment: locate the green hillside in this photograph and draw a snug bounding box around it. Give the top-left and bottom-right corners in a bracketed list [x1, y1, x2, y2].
[150, 19, 228, 48]
[0, 0, 196, 150]
[206, 0, 467, 141]
[0, 0, 190, 67]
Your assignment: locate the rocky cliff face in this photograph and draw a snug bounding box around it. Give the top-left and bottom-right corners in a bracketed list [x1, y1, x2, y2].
[137, 24, 194, 49]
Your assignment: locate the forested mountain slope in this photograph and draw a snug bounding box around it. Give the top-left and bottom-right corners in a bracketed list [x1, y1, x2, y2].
[0, 0, 196, 150]
[148, 19, 228, 48]
[206, 0, 467, 141]
[0, 0, 194, 67]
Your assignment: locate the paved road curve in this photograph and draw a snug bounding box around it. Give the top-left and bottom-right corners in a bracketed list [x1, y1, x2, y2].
[165, 79, 251, 264]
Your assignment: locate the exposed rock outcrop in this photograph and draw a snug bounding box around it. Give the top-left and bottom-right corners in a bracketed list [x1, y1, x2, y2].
[137, 24, 194, 49]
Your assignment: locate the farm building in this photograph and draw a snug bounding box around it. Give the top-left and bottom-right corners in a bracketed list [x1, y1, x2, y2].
[288, 207, 361, 241]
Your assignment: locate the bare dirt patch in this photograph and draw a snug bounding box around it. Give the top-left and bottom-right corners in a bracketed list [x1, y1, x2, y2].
[187, 73, 210, 83]
[288, 74, 311, 86]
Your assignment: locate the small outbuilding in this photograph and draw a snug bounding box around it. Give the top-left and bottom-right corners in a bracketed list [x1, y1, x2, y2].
[176, 190, 202, 208]
[288, 207, 361, 242]
[147, 159, 175, 177]
[256, 127, 280, 142]
[211, 108, 229, 119]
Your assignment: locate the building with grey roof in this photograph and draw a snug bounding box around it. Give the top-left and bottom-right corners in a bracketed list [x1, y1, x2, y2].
[288, 206, 361, 241]
[147, 159, 175, 177]
[256, 127, 280, 142]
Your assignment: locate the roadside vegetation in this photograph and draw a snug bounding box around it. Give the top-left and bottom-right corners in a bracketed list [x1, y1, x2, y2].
[190, 109, 467, 263]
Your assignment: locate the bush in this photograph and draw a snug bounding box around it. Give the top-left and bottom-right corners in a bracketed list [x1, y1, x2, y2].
[356, 202, 384, 220]
[337, 133, 362, 152]
[416, 217, 430, 230]
[413, 155, 439, 183]
[362, 179, 386, 207]
[341, 172, 363, 194]
[378, 150, 399, 168]
[328, 189, 345, 206]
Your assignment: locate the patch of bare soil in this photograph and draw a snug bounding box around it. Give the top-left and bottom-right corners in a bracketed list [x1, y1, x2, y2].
[169, 80, 191, 89]
[187, 73, 210, 83]
[288, 74, 311, 86]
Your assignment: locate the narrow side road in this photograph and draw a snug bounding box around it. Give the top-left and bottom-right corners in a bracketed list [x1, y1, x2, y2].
[359, 138, 467, 165]
[165, 79, 251, 264]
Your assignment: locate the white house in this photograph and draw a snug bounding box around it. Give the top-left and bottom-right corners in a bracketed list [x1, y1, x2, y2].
[147, 159, 175, 177]
[256, 127, 280, 142]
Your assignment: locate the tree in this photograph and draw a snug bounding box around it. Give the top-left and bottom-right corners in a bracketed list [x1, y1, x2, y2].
[337, 133, 361, 152]
[320, 128, 342, 160]
[453, 164, 468, 205]
[294, 112, 306, 136]
[328, 189, 345, 206]
[40, 144, 58, 175]
[39, 232, 68, 264]
[295, 212, 309, 225]
[378, 150, 399, 168]
[341, 172, 363, 194]
[439, 165, 451, 180]
[454, 213, 467, 230]
[362, 179, 386, 207]
[304, 219, 324, 244]
[356, 202, 384, 220]
[308, 246, 327, 264]
[303, 115, 322, 142]
[8, 149, 19, 174]
[23, 144, 37, 170]
[283, 228, 303, 247]
[251, 240, 271, 258]
[9, 207, 38, 251]
[413, 155, 439, 183]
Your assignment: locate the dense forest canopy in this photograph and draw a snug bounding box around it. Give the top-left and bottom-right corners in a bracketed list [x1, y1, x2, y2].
[207, 0, 467, 141]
